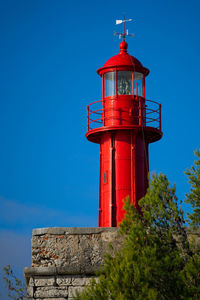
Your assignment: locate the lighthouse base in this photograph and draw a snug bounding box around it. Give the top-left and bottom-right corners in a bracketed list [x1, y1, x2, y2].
[24, 227, 121, 299]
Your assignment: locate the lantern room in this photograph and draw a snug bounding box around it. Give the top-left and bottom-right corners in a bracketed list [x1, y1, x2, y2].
[97, 39, 149, 99]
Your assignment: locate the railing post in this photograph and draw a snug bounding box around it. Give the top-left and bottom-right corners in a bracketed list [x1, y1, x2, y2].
[143, 77, 146, 99]
[139, 97, 142, 126]
[87, 105, 89, 131]
[103, 99, 105, 126]
[159, 103, 161, 131]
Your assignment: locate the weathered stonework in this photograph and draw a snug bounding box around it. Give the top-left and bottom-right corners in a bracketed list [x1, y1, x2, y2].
[24, 227, 121, 299]
[24, 227, 200, 299]
[25, 268, 98, 300]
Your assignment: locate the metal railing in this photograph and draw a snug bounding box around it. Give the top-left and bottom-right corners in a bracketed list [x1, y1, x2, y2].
[87, 97, 161, 132]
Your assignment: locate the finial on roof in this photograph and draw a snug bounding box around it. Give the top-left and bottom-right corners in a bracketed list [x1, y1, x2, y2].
[119, 39, 128, 53]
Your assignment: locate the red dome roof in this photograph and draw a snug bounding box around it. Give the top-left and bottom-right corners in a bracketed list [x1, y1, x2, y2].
[97, 40, 149, 76]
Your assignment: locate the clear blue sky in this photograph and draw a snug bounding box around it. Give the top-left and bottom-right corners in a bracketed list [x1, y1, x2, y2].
[0, 0, 199, 297]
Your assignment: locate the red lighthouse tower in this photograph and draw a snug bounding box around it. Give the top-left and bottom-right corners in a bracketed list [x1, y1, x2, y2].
[86, 20, 162, 227]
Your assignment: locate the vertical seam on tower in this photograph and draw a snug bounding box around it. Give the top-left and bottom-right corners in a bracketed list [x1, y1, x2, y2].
[99, 144, 102, 227]
[133, 132, 136, 206]
[111, 133, 116, 227]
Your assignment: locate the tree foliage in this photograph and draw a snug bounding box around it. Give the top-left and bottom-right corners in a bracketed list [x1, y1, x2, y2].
[185, 149, 200, 228]
[2, 264, 26, 300]
[74, 151, 200, 300]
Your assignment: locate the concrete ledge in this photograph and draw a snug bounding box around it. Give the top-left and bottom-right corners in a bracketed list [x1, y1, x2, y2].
[24, 266, 97, 277]
[33, 227, 118, 236]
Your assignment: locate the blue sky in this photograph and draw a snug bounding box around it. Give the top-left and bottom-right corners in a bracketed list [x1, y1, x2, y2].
[0, 0, 200, 298]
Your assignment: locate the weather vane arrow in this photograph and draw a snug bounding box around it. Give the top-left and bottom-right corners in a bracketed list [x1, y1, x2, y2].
[114, 17, 134, 40]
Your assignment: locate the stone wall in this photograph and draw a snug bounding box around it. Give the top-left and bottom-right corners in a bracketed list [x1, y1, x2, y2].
[24, 227, 120, 300]
[25, 267, 98, 300]
[24, 227, 200, 299]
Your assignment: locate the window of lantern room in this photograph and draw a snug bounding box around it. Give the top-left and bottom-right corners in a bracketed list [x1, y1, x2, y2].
[134, 72, 144, 97]
[117, 71, 132, 95]
[104, 72, 116, 97]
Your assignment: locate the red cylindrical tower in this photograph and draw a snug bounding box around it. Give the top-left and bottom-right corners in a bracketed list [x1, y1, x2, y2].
[86, 37, 162, 227]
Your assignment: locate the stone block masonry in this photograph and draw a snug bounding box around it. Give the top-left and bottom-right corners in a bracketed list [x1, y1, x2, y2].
[25, 269, 98, 300]
[24, 227, 121, 299]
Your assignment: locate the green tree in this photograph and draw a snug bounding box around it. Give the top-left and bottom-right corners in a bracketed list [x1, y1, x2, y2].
[184, 149, 200, 228]
[74, 157, 200, 299]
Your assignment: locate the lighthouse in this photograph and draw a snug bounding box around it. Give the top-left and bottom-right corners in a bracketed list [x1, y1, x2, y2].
[86, 20, 162, 227]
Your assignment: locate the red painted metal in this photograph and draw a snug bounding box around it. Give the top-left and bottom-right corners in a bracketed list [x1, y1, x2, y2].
[86, 39, 162, 227]
[97, 40, 149, 77]
[87, 98, 161, 132]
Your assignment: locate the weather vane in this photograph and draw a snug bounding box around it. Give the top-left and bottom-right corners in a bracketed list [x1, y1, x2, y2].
[114, 17, 134, 40]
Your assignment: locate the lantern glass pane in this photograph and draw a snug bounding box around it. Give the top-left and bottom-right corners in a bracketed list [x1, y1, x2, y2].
[104, 72, 116, 97]
[134, 72, 144, 97]
[117, 71, 132, 95]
